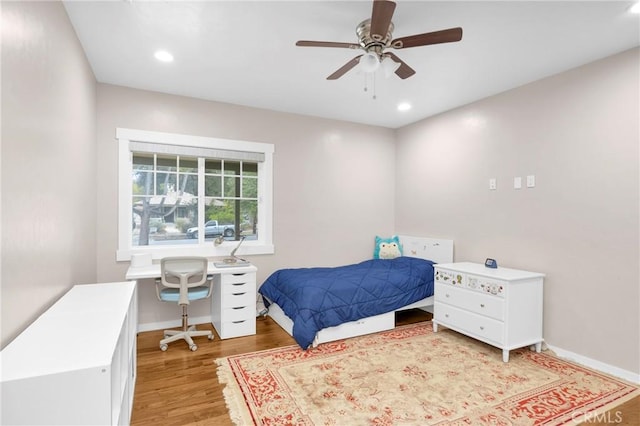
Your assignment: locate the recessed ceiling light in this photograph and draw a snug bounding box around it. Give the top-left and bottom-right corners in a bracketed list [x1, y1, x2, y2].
[630, 2, 640, 13]
[154, 50, 174, 62]
[397, 102, 412, 112]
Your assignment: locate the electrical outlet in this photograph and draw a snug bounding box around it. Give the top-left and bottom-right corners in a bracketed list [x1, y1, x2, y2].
[489, 178, 497, 190]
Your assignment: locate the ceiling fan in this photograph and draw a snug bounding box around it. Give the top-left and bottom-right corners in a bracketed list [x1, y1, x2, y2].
[296, 0, 463, 80]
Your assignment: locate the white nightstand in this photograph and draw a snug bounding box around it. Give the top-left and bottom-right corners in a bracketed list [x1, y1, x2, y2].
[433, 262, 544, 362]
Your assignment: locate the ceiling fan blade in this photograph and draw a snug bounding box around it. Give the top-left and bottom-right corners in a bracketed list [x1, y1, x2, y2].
[370, 0, 396, 41]
[327, 55, 363, 80]
[385, 52, 416, 79]
[296, 40, 360, 49]
[392, 27, 463, 49]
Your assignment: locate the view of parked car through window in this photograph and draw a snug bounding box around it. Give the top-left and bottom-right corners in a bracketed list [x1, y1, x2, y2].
[131, 153, 258, 246]
[186, 220, 234, 239]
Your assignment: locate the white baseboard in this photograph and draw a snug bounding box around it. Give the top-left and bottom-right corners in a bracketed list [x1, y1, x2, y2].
[547, 344, 640, 384]
[138, 315, 211, 333]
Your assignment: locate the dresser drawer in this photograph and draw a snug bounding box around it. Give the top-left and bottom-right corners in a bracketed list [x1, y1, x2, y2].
[434, 303, 504, 345]
[223, 290, 254, 308]
[466, 275, 506, 297]
[217, 318, 256, 339]
[435, 282, 504, 321]
[221, 279, 255, 296]
[221, 272, 256, 286]
[435, 269, 465, 287]
[223, 305, 254, 322]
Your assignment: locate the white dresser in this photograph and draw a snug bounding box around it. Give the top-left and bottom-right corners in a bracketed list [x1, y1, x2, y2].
[211, 266, 257, 339]
[433, 262, 544, 362]
[0, 282, 137, 425]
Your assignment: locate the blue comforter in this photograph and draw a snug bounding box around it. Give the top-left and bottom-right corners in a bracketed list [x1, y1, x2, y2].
[259, 257, 435, 349]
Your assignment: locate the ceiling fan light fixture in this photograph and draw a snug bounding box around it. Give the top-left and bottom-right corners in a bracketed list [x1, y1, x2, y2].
[295, 0, 464, 81]
[381, 56, 401, 78]
[360, 52, 380, 73]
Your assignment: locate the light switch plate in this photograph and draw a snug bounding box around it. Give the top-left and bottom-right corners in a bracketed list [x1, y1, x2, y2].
[527, 175, 536, 188]
[514, 177, 522, 189]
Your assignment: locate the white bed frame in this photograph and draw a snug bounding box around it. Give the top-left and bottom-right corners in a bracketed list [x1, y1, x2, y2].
[265, 236, 454, 347]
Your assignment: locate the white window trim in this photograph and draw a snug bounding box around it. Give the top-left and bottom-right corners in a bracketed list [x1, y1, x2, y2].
[116, 128, 274, 262]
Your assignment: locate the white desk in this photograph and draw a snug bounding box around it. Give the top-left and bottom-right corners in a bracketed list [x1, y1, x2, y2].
[126, 261, 258, 339]
[125, 261, 256, 280]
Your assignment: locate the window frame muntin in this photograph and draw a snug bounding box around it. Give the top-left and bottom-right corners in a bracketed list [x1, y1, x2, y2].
[117, 128, 274, 262]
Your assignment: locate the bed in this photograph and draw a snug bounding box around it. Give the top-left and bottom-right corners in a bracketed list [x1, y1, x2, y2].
[259, 236, 453, 349]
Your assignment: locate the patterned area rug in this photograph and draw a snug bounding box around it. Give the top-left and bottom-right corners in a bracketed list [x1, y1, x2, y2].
[216, 322, 638, 425]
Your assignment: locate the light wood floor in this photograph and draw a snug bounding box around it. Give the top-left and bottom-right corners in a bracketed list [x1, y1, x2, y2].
[130, 310, 639, 426]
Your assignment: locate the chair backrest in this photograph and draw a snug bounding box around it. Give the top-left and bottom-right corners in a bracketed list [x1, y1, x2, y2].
[160, 257, 208, 305]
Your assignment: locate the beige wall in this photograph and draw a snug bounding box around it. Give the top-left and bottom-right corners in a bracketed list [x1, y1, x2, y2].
[95, 84, 396, 326]
[395, 48, 639, 374]
[1, 1, 97, 348]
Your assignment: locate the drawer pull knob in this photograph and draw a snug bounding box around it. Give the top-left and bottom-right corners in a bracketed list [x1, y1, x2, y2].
[232, 307, 245, 310]
[480, 326, 484, 330]
[232, 283, 245, 286]
[445, 314, 449, 318]
[480, 304, 485, 308]
[232, 320, 246, 324]
[232, 292, 246, 296]
[445, 294, 450, 298]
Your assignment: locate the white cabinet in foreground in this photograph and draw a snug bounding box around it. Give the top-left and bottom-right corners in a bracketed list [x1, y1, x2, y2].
[1, 281, 138, 425]
[433, 262, 544, 362]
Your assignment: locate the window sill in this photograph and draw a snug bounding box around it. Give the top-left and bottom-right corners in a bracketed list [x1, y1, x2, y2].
[117, 243, 274, 262]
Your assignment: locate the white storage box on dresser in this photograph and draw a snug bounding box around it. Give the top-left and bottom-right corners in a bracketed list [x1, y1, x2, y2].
[211, 265, 257, 339]
[433, 262, 544, 362]
[0, 281, 137, 425]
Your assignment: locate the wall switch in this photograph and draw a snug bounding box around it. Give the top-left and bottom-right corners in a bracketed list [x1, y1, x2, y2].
[489, 178, 497, 190]
[514, 177, 522, 189]
[526, 175, 536, 188]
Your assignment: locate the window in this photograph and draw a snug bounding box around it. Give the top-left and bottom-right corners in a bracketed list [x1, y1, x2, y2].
[117, 128, 274, 261]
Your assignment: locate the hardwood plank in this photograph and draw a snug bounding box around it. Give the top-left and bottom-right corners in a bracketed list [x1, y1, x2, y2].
[130, 310, 639, 425]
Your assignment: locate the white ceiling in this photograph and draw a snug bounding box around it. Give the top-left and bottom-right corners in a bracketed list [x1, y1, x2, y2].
[63, 1, 639, 129]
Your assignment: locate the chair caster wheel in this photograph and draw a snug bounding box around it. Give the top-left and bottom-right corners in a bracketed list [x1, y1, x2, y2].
[208, 334, 214, 340]
[190, 344, 198, 351]
[160, 344, 168, 351]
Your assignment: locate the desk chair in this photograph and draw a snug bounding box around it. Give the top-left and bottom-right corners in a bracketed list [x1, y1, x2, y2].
[155, 257, 214, 351]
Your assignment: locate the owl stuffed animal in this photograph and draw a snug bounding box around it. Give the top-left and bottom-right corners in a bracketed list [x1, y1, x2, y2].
[374, 235, 403, 259]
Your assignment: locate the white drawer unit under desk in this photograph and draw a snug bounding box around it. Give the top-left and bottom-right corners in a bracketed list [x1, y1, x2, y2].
[432, 262, 544, 362]
[211, 268, 257, 339]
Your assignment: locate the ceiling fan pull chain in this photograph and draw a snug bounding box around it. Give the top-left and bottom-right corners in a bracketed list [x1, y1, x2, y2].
[372, 72, 377, 100]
